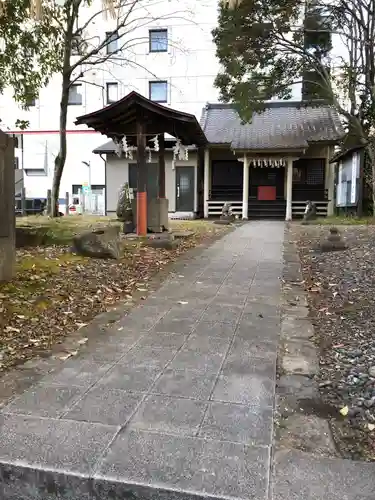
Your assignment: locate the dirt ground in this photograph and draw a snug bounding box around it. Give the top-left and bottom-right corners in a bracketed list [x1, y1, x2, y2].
[295, 223, 375, 461]
[0, 216, 228, 374]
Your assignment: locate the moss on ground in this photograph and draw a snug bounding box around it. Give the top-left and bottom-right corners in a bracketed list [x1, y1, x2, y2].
[311, 216, 375, 225]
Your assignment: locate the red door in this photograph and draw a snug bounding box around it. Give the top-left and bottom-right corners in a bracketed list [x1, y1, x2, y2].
[258, 186, 277, 200]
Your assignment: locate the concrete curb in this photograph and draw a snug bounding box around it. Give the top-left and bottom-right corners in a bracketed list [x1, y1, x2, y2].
[275, 224, 337, 458]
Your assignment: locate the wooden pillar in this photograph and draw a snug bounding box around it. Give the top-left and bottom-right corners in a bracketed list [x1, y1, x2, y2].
[286, 157, 293, 221]
[136, 121, 147, 236]
[203, 148, 210, 218]
[158, 134, 165, 198]
[242, 154, 249, 219]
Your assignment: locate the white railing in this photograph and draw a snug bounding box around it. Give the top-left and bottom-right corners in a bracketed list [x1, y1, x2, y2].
[207, 200, 243, 217]
[292, 201, 328, 217]
[207, 199, 329, 218]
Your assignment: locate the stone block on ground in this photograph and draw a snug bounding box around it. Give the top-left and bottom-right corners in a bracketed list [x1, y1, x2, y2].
[273, 448, 375, 500]
[276, 414, 337, 457]
[122, 221, 134, 234]
[172, 230, 194, 239]
[214, 219, 232, 225]
[15, 226, 47, 248]
[72, 225, 121, 259]
[146, 234, 178, 250]
[282, 339, 319, 376]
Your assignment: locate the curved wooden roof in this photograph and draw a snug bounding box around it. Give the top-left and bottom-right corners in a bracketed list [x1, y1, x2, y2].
[75, 91, 207, 146]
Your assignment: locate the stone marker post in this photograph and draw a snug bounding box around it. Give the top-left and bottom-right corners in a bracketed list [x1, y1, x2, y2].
[65, 192, 69, 215]
[46, 189, 52, 216]
[21, 187, 26, 216]
[0, 131, 15, 281]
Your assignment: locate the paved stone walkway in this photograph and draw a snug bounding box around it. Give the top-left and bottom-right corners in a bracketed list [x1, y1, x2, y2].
[0, 222, 285, 499]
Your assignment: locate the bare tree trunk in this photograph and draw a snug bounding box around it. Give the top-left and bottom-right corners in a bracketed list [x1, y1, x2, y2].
[50, 2, 76, 217]
[363, 139, 375, 216]
[51, 80, 70, 217]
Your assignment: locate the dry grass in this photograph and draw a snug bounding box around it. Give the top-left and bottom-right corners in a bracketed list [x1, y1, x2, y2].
[0, 216, 229, 372]
[15, 215, 217, 246]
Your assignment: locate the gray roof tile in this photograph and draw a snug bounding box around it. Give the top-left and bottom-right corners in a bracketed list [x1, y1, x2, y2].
[200, 101, 344, 150]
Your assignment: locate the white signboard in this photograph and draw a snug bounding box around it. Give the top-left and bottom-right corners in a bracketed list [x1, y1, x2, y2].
[351, 152, 359, 204]
[336, 161, 343, 206]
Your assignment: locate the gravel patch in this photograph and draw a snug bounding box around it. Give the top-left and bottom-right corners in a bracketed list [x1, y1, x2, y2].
[296, 224, 375, 461]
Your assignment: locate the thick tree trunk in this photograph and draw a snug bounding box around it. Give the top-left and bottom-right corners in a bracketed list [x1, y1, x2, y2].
[51, 81, 70, 217]
[368, 143, 375, 216]
[363, 140, 375, 216]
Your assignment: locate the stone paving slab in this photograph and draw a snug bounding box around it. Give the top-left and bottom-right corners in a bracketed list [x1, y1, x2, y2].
[0, 221, 285, 500]
[272, 449, 375, 500]
[94, 430, 271, 500]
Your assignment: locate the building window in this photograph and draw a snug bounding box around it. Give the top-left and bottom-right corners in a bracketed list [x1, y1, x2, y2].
[24, 169, 47, 176]
[149, 81, 168, 103]
[149, 29, 168, 52]
[68, 84, 82, 105]
[106, 82, 118, 104]
[106, 31, 118, 54]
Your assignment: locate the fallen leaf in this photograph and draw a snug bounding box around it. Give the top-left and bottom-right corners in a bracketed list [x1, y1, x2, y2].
[58, 353, 72, 361]
[340, 406, 349, 416]
[77, 338, 88, 345]
[5, 326, 20, 333]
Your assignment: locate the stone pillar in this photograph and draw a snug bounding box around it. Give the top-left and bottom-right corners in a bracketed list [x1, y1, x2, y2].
[0, 132, 15, 282]
[242, 154, 249, 219]
[203, 148, 210, 218]
[286, 157, 293, 221]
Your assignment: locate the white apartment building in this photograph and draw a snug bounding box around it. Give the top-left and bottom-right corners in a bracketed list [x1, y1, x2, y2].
[0, 0, 222, 203]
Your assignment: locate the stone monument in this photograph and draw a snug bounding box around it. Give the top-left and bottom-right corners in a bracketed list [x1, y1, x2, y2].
[214, 202, 235, 225]
[302, 200, 317, 224]
[221, 202, 235, 221]
[0, 131, 15, 282]
[116, 182, 134, 233]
